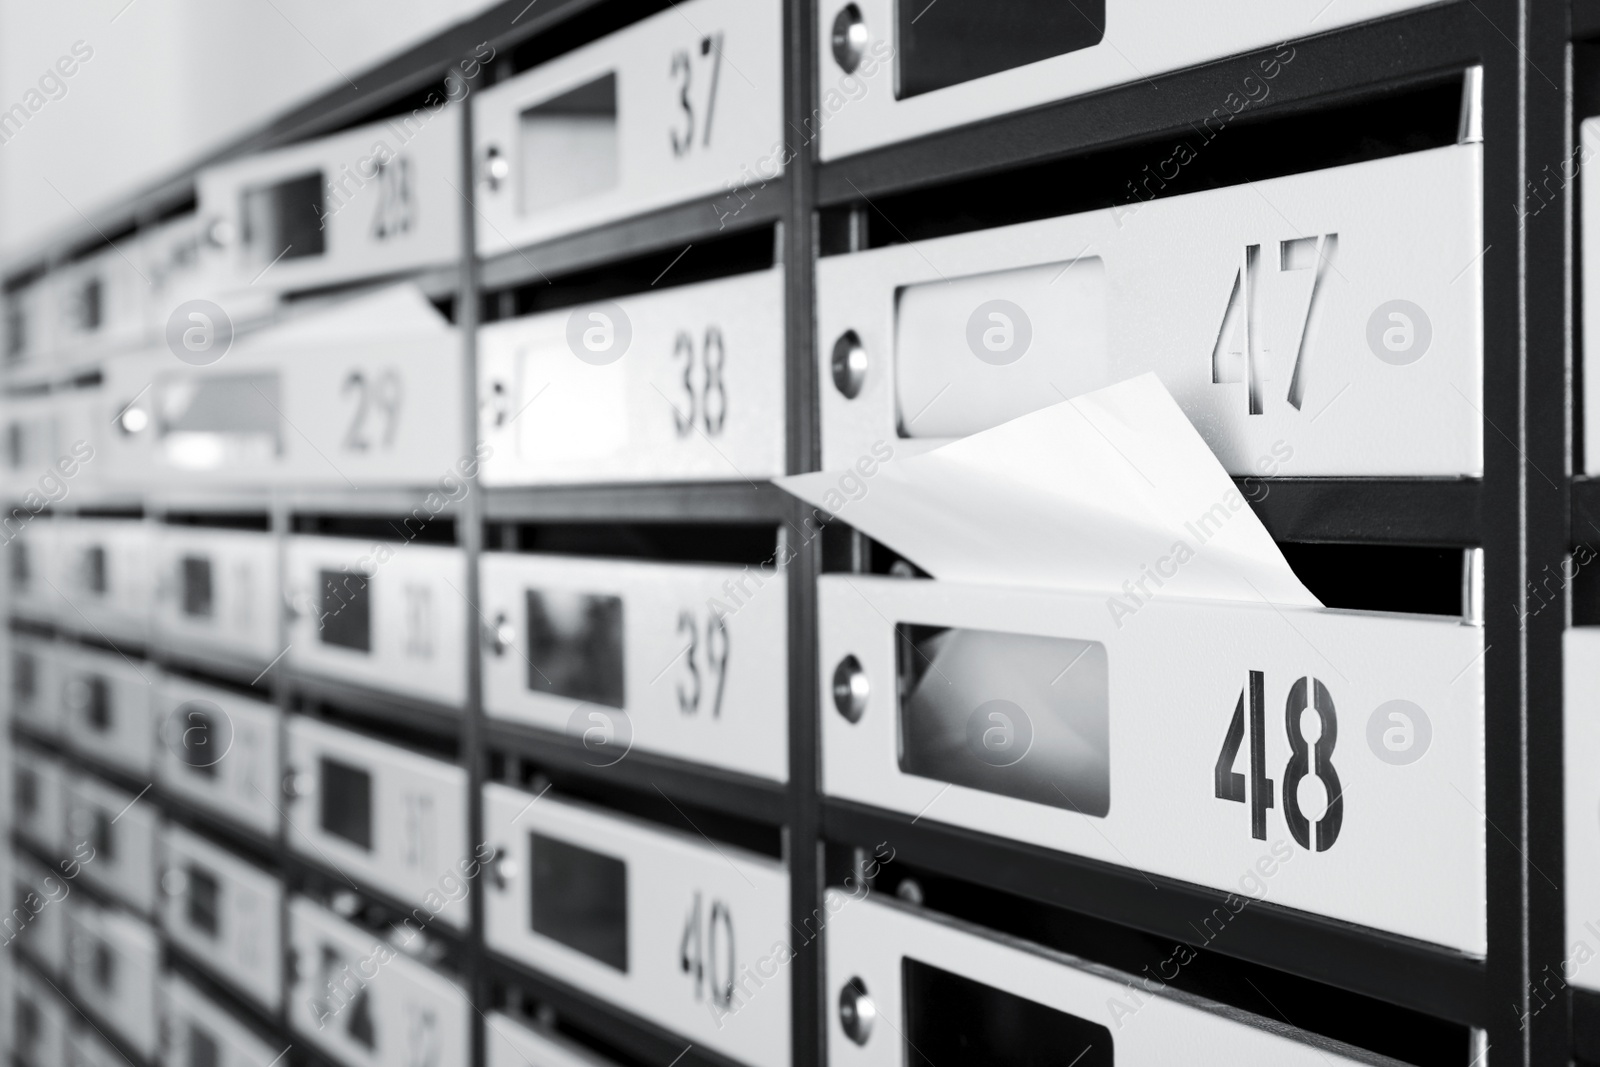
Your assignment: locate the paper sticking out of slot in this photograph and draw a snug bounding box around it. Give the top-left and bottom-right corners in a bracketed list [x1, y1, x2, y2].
[235, 282, 454, 350]
[778, 373, 1319, 608]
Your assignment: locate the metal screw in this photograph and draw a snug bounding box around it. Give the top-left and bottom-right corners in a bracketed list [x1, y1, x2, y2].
[839, 977, 876, 1045]
[833, 655, 869, 723]
[831, 5, 870, 74]
[831, 331, 868, 399]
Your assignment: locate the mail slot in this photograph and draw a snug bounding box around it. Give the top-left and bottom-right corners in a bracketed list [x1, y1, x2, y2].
[828, 892, 1399, 1064]
[152, 526, 279, 666]
[820, 144, 1482, 476]
[58, 643, 154, 775]
[197, 107, 461, 299]
[285, 535, 467, 708]
[50, 518, 151, 643]
[66, 774, 157, 915]
[472, 0, 781, 255]
[483, 784, 791, 1067]
[480, 550, 788, 780]
[101, 284, 463, 490]
[64, 900, 159, 1057]
[284, 717, 469, 924]
[154, 672, 281, 837]
[51, 243, 146, 367]
[8, 632, 60, 737]
[479, 267, 785, 485]
[163, 970, 284, 1067]
[12, 753, 63, 854]
[819, 573, 1485, 954]
[814, 0, 1434, 160]
[12, 962, 67, 1067]
[288, 895, 471, 1067]
[488, 1011, 623, 1067]
[9, 850, 69, 975]
[159, 822, 282, 1010]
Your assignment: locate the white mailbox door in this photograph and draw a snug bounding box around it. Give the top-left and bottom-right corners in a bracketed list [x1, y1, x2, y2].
[472, 0, 782, 255]
[152, 527, 280, 665]
[815, 0, 1436, 160]
[284, 717, 469, 925]
[154, 673, 281, 837]
[819, 574, 1485, 955]
[480, 268, 786, 485]
[66, 774, 157, 915]
[828, 893, 1401, 1065]
[819, 144, 1482, 477]
[160, 824, 282, 1010]
[59, 643, 155, 775]
[65, 903, 160, 1057]
[51, 519, 152, 643]
[287, 896, 471, 1067]
[163, 972, 286, 1067]
[483, 785, 792, 1067]
[285, 536, 467, 708]
[102, 285, 463, 490]
[197, 108, 461, 297]
[480, 552, 788, 781]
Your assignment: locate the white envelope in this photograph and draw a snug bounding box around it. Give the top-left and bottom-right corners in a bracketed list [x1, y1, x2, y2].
[778, 373, 1317, 608]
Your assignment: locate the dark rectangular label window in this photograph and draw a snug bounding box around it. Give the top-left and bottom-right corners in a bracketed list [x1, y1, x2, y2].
[897, 624, 1110, 817]
[519, 74, 619, 215]
[12, 651, 35, 704]
[531, 831, 627, 971]
[75, 277, 103, 332]
[93, 810, 114, 861]
[188, 1024, 220, 1067]
[320, 757, 373, 850]
[187, 865, 220, 937]
[525, 590, 625, 708]
[241, 171, 326, 264]
[15, 769, 36, 816]
[10, 540, 29, 587]
[85, 676, 111, 731]
[93, 940, 116, 991]
[181, 556, 214, 618]
[895, 0, 1105, 100]
[156, 371, 284, 467]
[320, 569, 372, 653]
[84, 545, 107, 594]
[903, 957, 1113, 1066]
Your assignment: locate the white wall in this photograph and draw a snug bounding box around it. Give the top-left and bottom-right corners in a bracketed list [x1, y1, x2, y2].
[0, 0, 501, 260]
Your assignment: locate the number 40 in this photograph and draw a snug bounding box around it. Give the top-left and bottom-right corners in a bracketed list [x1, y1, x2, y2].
[1214, 670, 1344, 851]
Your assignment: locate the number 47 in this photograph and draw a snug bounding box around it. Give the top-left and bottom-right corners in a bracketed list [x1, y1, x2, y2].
[1214, 670, 1344, 851]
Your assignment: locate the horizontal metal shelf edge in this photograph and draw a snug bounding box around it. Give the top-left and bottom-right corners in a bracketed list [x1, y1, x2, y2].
[163, 944, 292, 1050]
[483, 480, 794, 523]
[483, 718, 789, 826]
[12, 946, 160, 1067]
[1242, 477, 1482, 545]
[154, 645, 276, 690]
[156, 788, 282, 863]
[279, 851, 473, 953]
[820, 797, 1485, 1026]
[816, 0, 1478, 206]
[478, 182, 787, 293]
[9, 829, 150, 923]
[286, 669, 465, 741]
[484, 951, 752, 1067]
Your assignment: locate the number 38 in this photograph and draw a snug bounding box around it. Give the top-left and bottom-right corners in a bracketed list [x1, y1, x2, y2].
[1214, 670, 1343, 851]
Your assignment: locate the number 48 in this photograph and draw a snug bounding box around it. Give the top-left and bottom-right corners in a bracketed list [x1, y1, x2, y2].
[1214, 671, 1343, 851]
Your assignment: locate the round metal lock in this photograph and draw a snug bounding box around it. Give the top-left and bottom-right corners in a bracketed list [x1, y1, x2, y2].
[282, 768, 310, 800]
[895, 878, 925, 906]
[831, 4, 870, 74]
[839, 977, 876, 1046]
[206, 218, 234, 248]
[485, 613, 516, 656]
[831, 331, 868, 399]
[161, 867, 189, 897]
[490, 848, 518, 890]
[832, 655, 869, 723]
[484, 145, 510, 191]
